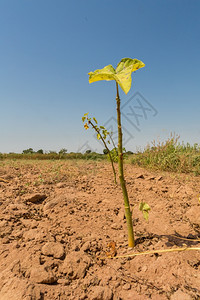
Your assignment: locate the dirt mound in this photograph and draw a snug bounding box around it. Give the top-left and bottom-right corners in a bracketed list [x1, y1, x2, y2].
[0, 160, 199, 299]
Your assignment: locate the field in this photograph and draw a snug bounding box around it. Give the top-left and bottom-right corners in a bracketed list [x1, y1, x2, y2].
[0, 159, 200, 299]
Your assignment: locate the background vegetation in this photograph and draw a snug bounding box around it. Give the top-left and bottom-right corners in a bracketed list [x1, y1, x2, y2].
[0, 135, 199, 175]
[131, 134, 200, 175]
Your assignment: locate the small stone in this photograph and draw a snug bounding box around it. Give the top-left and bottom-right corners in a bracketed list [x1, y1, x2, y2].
[186, 206, 200, 225]
[111, 223, 122, 230]
[170, 290, 193, 300]
[136, 174, 145, 179]
[30, 266, 57, 284]
[147, 176, 155, 180]
[79, 293, 88, 300]
[23, 229, 38, 241]
[31, 220, 38, 229]
[25, 284, 41, 299]
[89, 286, 113, 300]
[43, 199, 58, 212]
[114, 281, 120, 288]
[2, 237, 9, 244]
[114, 261, 123, 270]
[103, 287, 113, 300]
[41, 242, 65, 259]
[57, 278, 70, 285]
[123, 283, 131, 290]
[56, 182, 65, 188]
[81, 241, 91, 252]
[141, 265, 148, 272]
[90, 286, 104, 300]
[60, 252, 91, 279]
[25, 194, 47, 204]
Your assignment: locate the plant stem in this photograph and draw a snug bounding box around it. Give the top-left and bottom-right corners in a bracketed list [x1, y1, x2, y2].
[88, 120, 117, 184]
[116, 82, 135, 248]
[108, 132, 117, 151]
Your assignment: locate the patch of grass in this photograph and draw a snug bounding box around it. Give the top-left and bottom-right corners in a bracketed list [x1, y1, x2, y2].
[1, 152, 106, 161]
[131, 134, 200, 175]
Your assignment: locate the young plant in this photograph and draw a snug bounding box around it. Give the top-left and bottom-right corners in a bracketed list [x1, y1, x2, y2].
[82, 114, 117, 184]
[86, 57, 149, 248]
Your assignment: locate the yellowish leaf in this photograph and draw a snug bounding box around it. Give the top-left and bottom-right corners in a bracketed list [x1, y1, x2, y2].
[88, 65, 116, 84]
[84, 123, 89, 130]
[88, 58, 145, 94]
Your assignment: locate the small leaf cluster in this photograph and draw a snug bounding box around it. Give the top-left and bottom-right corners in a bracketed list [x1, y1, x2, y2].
[108, 147, 126, 163]
[82, 113, 110, 141]
[109, 148, 118, 163]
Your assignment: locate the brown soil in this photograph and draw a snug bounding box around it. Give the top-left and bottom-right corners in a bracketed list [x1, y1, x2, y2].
[0, 159, 199, 300]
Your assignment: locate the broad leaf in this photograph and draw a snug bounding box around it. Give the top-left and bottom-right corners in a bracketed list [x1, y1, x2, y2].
[115, 58, 145, 94]
[88, 58, 145, 94]
[88, 65, 116, 83]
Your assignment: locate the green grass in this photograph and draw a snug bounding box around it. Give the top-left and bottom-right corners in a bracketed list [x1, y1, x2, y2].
[0, 152, 106, 161]
[130, 134, 200, 175]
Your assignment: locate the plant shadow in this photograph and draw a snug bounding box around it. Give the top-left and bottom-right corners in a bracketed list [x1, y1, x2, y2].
[135, 231, 200, 248]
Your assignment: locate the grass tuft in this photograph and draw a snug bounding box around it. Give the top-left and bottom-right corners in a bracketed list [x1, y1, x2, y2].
[131, 134, 200, 175]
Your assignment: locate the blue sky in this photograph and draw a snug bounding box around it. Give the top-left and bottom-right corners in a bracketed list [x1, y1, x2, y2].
[0, 0, 199, 153]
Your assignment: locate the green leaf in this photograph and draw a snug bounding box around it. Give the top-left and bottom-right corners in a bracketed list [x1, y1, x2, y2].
[102, 130, 107, 136]
[88, 58, 145, 94]
[139, 202, 151, 221]
[143, 211, 149, 221]
[139, 202, 150, 212]
[93, 117, 98, 124]
[100, 126, 105, 129]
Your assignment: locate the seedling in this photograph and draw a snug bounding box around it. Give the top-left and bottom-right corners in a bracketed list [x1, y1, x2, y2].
[84, 57, 150, 248]
[82, 114, 117, 184]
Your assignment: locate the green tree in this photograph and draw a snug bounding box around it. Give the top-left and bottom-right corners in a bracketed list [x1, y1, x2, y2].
[37, 149, 44, 154]
[85, 150, 92, 154]
[59, 148, 67, 155]
[103, 149, 109, 155]
[22, 148, 34, 154]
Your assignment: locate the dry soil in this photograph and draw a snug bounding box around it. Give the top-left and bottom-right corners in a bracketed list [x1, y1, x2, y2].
[0, 160, 199, 300]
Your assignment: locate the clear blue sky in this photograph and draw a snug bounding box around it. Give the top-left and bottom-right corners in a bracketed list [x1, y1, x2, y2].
[0, 0, 199, 153]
